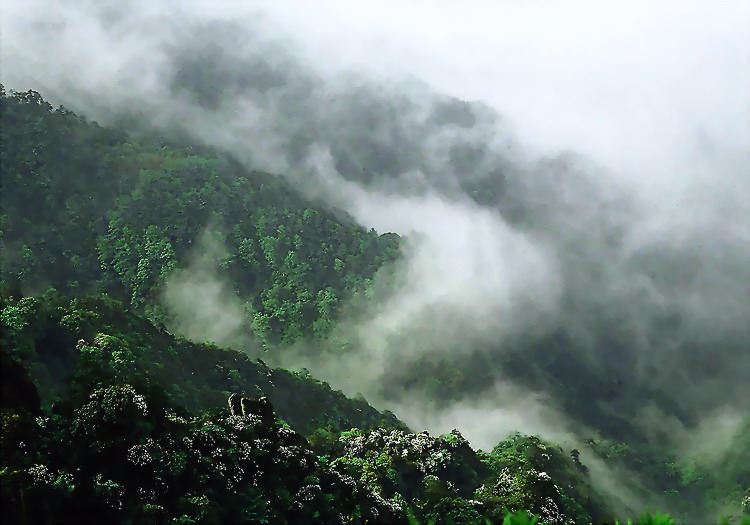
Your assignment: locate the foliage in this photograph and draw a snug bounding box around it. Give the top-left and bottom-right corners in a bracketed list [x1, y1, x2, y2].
[1, 87, 400, 344]
[0, 290, 406, 436]
[1, 381, 402, 523]
[615, 510, 675, 525]
[503, 509, 541, 525]
[2, 87, 746, 524]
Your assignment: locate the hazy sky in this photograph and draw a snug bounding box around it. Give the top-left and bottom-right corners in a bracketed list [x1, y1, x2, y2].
[257, 0, 750, 183]
[3, 0, 748, 185]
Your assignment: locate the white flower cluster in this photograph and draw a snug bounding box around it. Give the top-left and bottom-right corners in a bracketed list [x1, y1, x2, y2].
[165, 409, 199, 424]
[496, 468, 521, 492]
[422, 449, 452, 473]
[539, 496, 571, 525]
[127, 438, 157, 466]
[226, 414, 255, 429]
[277, 425, 297, 439]
[28, 463, 54, 484]
[222, 463, 246, 490]
[333, 471, 359, 495]
[294, 484, 321, 503]
[253, 438, 273, 451]
[239, 440, 255, 460]
[339, 428, 459, 476]
[26, 465, 76, 493]
[81, 384, 148, 425]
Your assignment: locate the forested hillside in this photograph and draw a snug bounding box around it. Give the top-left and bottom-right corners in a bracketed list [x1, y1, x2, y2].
[1, 86, 399, 346]
[0, 289, 621, 524]
[1, 85, 748, 524]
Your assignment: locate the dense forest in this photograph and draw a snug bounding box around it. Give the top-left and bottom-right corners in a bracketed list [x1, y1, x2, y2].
[0, 71, 750, 524]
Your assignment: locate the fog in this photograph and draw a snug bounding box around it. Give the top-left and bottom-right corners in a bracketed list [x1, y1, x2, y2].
[162, 229, 252, 349]
[2, 0, 748, 484]
[264, 2, 749, 182]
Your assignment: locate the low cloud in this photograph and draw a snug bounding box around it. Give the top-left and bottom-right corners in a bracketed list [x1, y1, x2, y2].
[2, 1, 749, 472]
[162, 230, 255, 350]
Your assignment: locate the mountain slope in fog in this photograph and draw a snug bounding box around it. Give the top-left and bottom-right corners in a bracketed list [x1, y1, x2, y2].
[1, 2, 749, 520]
[1, 82, 748, 521]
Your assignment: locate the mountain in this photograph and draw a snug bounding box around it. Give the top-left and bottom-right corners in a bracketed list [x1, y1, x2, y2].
[1, 84, 748, 523]
[1, 289, 616, 523]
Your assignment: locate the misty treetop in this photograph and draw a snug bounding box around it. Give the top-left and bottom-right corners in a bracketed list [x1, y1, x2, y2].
[1, 86, 400, 345]
[0, 288, 617, 524]
[0, 286, 611, 524]
[2, 287, 742, 524]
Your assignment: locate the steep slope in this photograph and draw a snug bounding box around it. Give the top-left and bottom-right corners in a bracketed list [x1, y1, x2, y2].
[2, 88, 748, 522]
[1, 372, 406, 523]
[1, 305, 614, 524]
[0, 291, 616, 523]
[0, 290, 406, 437]
[0, 87, 400, 346]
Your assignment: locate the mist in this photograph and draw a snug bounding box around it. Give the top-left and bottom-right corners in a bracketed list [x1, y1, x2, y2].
[162, 229, 254, 349]
[2, 1, 749, 492]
